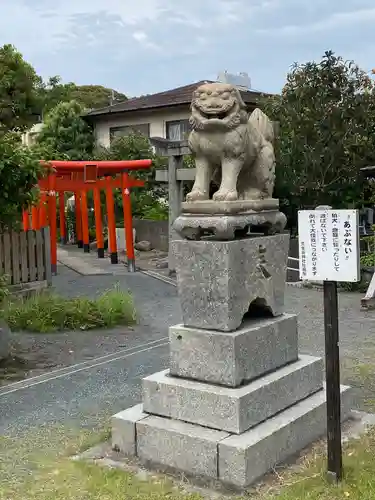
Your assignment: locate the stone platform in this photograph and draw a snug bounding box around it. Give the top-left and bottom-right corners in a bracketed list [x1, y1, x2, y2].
[111, 232, 353, 488]
[112, 385, 353, 488]
[169, 314, 299, 386]
[142, 356, 323, 434]
[112, 315, 353, 487]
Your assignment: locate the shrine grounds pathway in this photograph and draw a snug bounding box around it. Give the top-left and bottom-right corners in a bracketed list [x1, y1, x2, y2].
[1, 262, 375, 438]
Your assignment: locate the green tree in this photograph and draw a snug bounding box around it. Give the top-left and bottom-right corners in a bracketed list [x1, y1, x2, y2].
[263, 50, 375, 229]
[94, 132, 155, 162]
[70, 84, 127, 110]
[94, 133, 168, 220]
[40, 76, 127, 114]
[0, 44, 41, 132]
[0, 131, 44, 227]
[39, 76, 75, 115]
[36, 100, 94, 160]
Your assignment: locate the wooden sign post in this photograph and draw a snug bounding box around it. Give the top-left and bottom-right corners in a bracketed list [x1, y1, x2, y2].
[298, 207, 360, 483]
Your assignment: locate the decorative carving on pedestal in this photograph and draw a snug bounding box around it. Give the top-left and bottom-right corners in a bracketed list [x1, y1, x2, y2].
[173, 206, 287, 240]
[111, 82, 353, 489]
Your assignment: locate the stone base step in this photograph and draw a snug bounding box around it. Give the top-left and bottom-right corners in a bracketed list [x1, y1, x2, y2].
[219, 384, 353, 487]
[112, 384, 353, 488]
[142, 355, 323, 434]
[169, 313, 299, 387]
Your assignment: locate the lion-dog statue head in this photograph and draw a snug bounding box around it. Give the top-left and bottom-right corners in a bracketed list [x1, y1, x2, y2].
[189, 82, 248, 131]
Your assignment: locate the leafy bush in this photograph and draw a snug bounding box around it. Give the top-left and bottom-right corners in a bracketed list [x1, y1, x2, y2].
[94, 133, 152, 163]
[0, 131, 44, 227]
[339, 280, 370, 293]
[183, 154, 195, 168]
[0, 274, 9, 304]
[360, 253, 375, 268]
[359, 226, 375, 268]
[128, 191, 168, 221]
[0, 285, 136, 333]
[95, 133, 168, 220]
[94, 132, 167, 180]
[141, 204, 168, 221]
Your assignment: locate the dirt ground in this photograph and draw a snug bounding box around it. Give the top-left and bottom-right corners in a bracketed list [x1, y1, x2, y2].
[0, 326, 139, 385]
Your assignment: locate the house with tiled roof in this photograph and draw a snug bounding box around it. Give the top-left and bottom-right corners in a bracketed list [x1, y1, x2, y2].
[84, 78, 264, 148]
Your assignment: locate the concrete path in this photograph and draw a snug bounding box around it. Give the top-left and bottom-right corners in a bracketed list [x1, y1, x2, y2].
[1, 256, 375, 437]
[57, 244, 301, 283]
[57, 247, 123, 275]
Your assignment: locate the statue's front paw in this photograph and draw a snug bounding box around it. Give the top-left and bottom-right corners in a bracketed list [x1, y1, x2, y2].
[186, 189, 208, 202]
[213, 189, 238, 202]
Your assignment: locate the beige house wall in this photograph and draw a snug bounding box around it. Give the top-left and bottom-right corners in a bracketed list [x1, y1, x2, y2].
[21, 123, 44, 147]
[93, 106, 190, 148]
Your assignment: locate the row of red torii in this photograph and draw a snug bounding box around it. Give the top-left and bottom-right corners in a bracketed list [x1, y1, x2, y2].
[22, 159, 152, 273]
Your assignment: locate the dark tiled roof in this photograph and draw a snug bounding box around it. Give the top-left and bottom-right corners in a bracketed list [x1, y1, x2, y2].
[85, 80, 263, 118]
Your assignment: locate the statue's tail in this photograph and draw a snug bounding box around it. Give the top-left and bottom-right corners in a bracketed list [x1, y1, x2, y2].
[248, 108, 275, 143]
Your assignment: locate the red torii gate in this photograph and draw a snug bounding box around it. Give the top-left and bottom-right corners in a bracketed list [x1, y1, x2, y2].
[22, 159, 152, 273]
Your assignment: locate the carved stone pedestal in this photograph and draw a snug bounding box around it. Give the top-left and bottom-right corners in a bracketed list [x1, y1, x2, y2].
[172, 235, 289, 331]
[111, 234, 353, 488]
[174, 199, 287, 240]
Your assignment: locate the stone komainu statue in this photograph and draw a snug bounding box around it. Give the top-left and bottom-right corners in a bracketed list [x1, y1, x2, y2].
[187, 82, 276, 202]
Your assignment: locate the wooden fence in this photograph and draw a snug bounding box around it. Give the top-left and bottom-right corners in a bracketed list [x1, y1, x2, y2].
[0, 227, 52, 286]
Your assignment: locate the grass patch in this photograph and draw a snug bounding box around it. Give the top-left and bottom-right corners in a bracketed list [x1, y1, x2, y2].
[256, 428, 375, 500]
[3, 421, 375, 499]
[0, 284, 136, 333]
[0, 424, 201, 500]
[341, 358, 375, 412]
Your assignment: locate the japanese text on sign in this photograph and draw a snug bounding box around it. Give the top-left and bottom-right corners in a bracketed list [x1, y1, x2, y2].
[298, 209, 359, 282]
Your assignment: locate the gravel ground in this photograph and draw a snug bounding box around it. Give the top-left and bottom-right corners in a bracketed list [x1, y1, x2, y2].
[285, 286, 375, 362]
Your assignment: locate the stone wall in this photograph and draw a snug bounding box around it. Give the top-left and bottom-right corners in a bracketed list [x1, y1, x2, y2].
[133, 219, 169, 252]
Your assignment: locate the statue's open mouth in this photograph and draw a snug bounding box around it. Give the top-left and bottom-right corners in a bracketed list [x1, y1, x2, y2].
[196, 102, 235, 120]
[200, 110, 230, 120]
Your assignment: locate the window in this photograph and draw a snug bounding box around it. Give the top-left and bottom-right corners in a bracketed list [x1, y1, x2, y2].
[110, 123, 150, 141]
[166, 120, 190, 141]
